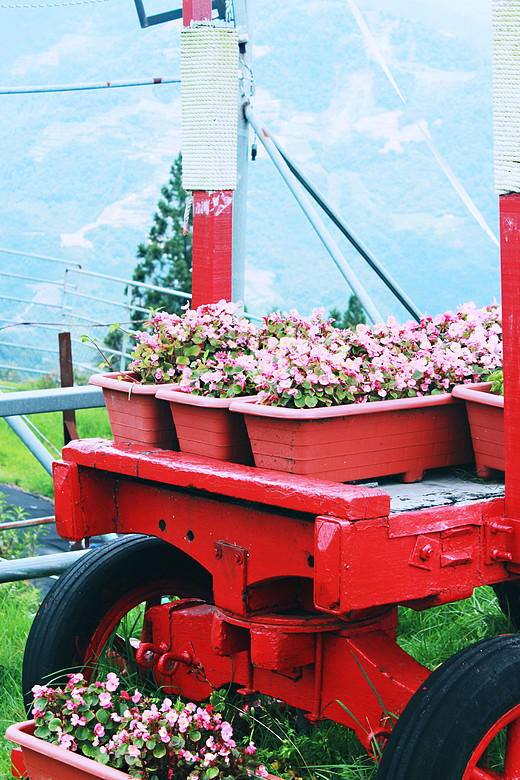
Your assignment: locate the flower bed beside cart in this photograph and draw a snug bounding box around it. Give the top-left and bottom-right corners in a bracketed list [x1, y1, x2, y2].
[7, 673, 269, 780]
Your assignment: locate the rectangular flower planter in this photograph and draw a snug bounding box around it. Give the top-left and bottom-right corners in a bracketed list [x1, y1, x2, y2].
[155, 387, 254, 465]
[6, 720, 131, 780]
[230, 394, 473, 483]
[89, 372, 178, 450]
[6, 721, 280, 780]
[452, 382, 504, 477]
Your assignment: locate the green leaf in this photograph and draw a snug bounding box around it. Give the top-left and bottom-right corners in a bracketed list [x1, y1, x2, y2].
[189, 729, 202, 742]
[412, 370, 423, 380]
[49, 718, 62, 732]
[304, 395, 318, 408]
[76, 726, 89, 740]
[34, 726, 50, 739]
[34, 697, 48, 711]
[82, 743, 95, 758]
[96, 708, 109, 723]
[153, 743, 167, 759]
[294, 395, 306, 408]
[207, 767, 219, 779]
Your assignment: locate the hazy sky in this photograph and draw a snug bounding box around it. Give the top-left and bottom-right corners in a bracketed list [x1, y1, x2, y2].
[0, 0, 500, 318]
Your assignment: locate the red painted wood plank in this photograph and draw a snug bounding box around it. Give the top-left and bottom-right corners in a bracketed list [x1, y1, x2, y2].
[500, 194, 520, 518]
[191, 191, 234, 306]
[61, 438, 390, 521]
[183, 0, 212, 25]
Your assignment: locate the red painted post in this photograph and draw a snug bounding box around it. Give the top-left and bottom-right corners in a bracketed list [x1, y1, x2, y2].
[183, 0, 235, 308]
[500, 193, 520, 521]
[182, 0, 212, 25]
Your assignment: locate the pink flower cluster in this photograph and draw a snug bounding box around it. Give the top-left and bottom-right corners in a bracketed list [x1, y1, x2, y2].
[130, 300, 258, 389]
[255, 303, 502, 408]
[32, 673, 264, 780]
[128, 300, 502, 408]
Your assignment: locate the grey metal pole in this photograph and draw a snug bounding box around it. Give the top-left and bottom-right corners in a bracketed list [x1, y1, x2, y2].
[0, 77, 181, 95]
[0, 386, 104, 416]
[244, 104, 383, 324]
[0, 388, 55, 475]
[0, 550, 90, 584]
[232, 0, 252, 306]
[272, 140, 423, 322]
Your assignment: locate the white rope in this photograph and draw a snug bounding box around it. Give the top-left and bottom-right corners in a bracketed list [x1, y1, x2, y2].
[180, 23, 238, 191]
[493, 0, 520, 195]
[346, 0, 499, 248]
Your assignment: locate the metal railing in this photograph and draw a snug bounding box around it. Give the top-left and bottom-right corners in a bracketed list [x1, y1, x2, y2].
[0, 384, 115, 583]
[0, 250, 191, 380]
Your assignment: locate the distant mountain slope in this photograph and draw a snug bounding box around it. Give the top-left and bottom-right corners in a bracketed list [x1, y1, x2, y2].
[0, 0, 499, 338]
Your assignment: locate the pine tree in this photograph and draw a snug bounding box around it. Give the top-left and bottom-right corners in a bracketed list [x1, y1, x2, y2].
[105, 154, 191, 357]
[131, 153, 192, 320]
[329, 294, 366, 331]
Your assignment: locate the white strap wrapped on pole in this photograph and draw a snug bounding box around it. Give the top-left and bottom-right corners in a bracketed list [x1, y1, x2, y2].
[180, 23, 239, 191]
[493, 0, 520, 195]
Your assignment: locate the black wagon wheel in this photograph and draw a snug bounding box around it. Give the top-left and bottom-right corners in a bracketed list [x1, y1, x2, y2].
[22, 534, 213, 712]
[376, 634, 520, 780]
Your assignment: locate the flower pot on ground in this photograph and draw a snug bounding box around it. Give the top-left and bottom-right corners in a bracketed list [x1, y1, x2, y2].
[452, 381, 504, 477]
[89, 372, 178, 450]
[155, 387, 254, 465]
[230, 393, 474, 483]
[11, 673, 269, 780]
[7, 721, 130, 780]
[7, 721, 275, 780]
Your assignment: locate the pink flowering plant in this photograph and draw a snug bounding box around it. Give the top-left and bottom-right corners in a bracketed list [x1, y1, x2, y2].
[129, 300, 259, 389]
[123, 299, 502, 407]
[31, 673, 267, 780]
[253, 303, 503, 408]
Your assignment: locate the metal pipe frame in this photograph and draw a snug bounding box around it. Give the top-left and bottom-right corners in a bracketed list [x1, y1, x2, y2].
[272, 139, 422, 322]
[0, 549, 90, 584]
[0, 386, 104, 417]
[244, 103, 383, 324]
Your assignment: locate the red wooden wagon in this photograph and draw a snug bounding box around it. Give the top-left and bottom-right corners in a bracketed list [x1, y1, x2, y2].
[9, 3, 520, 779]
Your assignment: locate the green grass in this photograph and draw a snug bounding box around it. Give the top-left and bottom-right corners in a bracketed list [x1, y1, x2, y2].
[0, 498, 45, 780]
[0, 407, 112, 498]
[0, 579, 41, 779]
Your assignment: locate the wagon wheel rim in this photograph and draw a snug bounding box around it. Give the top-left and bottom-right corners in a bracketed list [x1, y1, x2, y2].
[463, 702, 520, 780]
[82, 578, 182, 680]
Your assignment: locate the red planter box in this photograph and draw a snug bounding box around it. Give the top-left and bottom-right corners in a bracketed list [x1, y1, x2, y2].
[155, 388, 254, 465]
[230, 394, 473, 483]
[89, 372, 178, 450]
[6, 721, 130, 780]
[452, 382, 504, 477]
[6, 721, 279, 780]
